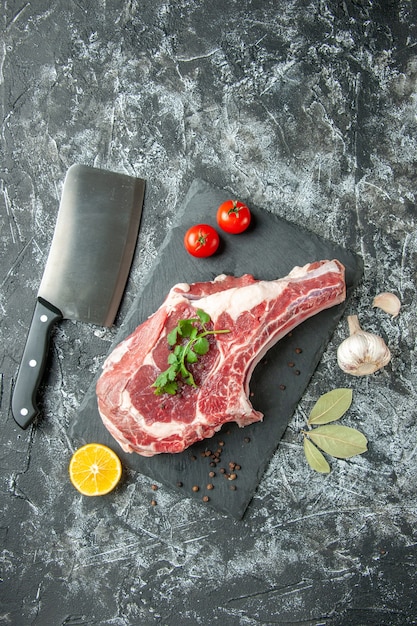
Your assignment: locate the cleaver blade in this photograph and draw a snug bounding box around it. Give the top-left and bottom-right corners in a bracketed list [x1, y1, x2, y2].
[11, 164, 145, 429]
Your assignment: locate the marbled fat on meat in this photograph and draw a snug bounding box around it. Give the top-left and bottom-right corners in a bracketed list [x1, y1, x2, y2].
[96, 260, 346, 456]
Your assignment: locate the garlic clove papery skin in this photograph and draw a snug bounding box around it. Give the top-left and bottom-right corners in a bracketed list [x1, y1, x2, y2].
[337, 315, 391, 376]
[373, 292, 401, 318]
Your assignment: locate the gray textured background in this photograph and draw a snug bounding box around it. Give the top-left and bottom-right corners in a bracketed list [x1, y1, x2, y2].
[1, 1, 417, 624]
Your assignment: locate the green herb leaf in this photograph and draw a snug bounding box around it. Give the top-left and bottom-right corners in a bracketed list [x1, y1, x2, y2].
[153, 371, 168, 387]
[167, 365, 178, 381]
[152, 309, 229, 395]
[307, 424, 368, 458]
[193, 336, 210, 355]
[308, 388, 353, 425]
[167, 352, 179, 365]
[197, 309, 211, 325]
[178, 319, 197, 338]
[303, 437, 331, 473]
[167, 327, 178, 346]
[155, 380, 178, 395]
[182, 369, 196, 387]
[186, 350, 198, 363]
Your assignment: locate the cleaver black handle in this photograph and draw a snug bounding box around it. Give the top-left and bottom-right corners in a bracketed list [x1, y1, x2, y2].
[12, 298, 63, 429]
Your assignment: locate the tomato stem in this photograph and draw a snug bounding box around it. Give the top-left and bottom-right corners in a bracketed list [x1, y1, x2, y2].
[227, 200, 240, 215]
[196, 230, 208, 250]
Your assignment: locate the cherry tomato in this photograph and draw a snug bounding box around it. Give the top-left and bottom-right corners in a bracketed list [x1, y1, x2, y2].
[184, 224, 220, 258]
[216, 199, 251, 234]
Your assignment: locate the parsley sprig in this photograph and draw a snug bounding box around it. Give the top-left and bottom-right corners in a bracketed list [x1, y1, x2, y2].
[152, 309, 230, 395]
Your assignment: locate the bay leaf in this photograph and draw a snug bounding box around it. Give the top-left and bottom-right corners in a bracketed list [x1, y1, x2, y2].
[303, 437, 331, 473]
[307, 424, 368, 458]
[308, 388, 353, 425]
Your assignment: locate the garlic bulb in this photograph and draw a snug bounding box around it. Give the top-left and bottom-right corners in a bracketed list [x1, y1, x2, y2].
[373, 292, 401, 318]
[337, 315, 391, 376]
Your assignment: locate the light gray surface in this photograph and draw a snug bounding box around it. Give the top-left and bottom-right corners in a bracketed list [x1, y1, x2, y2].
[1, 1, 417, 624]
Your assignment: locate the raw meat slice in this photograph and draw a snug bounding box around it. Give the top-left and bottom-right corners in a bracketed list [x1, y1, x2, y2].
[96, 260, 346, 456]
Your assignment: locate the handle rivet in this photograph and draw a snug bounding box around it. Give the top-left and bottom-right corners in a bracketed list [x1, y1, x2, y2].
[40, 314, 48, 323]
[29, 359, 37, 367]
[20, 408, 29, 416]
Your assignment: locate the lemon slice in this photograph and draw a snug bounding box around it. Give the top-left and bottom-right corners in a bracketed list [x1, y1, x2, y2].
[69, 443, 122, 496]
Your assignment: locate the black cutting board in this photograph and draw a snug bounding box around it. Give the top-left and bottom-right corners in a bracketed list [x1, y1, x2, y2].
[70, 179, 363, 519]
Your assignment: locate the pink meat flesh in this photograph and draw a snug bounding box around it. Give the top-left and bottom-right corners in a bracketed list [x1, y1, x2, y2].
[96, 260, 346, 456]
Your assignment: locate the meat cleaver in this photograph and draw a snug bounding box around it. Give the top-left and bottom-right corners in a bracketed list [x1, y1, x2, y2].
[12, 164, 145, 429]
